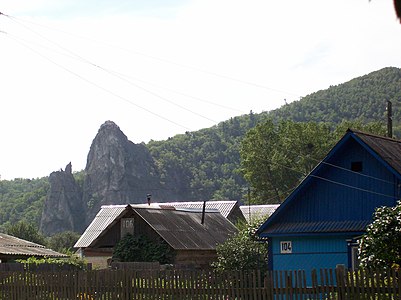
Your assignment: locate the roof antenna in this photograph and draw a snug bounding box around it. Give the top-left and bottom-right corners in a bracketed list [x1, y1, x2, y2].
[387, 100, 393, 138]
[147, 194, 152, 206]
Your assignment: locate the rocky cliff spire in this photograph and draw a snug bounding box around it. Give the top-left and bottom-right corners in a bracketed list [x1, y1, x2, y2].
[82, 120, 163, 224]
[40, 163, 84, 235]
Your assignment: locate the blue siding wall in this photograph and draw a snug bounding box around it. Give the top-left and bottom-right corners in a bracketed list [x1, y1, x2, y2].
[272, 236, 350, 284]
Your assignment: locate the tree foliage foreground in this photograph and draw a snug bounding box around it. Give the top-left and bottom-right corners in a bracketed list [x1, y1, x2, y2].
[359, 200, 401, 269]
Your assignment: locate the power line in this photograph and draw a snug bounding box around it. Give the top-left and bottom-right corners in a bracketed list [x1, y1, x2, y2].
[5, 13, 301, 98]
[310, 175, 398, 199]
[249, 151, 400, 200]
[270, 134, 397, 186]
[3, 14, 236, 124]
[3, 32, 192, 132]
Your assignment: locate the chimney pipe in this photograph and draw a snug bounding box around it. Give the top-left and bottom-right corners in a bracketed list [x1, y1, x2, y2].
[147, 194, 152, 206]
[387, 100, 393, 138]
[201, 200, 207, 225]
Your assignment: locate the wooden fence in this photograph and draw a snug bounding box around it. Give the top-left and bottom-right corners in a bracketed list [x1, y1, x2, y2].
[0, 267, 400, 299]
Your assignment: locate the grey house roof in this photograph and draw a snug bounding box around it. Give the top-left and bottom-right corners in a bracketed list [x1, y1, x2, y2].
[0, 233, 67, 258]
[75, 204, 237, 250]
[134, 207, 237, 250]
[240, 205, 279, 223]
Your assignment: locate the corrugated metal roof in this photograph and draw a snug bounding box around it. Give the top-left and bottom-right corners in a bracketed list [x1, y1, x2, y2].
[134, 208, 237, 250]
[74, 205, 128, 248]
[261, 220, 371, 236]
[0, 233, 66, 258]
[155, 201, 238, 218]
[240, 205, 279, 223]
[352, 130, 401, 175]
[75, 204, 238, 250]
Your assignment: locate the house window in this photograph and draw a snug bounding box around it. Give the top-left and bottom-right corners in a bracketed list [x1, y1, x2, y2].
[351, 161, 363, 172]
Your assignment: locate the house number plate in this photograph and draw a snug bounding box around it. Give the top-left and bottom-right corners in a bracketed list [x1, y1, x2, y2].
[280, 241, 292, 254]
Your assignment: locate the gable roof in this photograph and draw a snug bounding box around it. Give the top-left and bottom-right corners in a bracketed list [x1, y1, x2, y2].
[257, 129, 401, 237]
[240, 205, 279, 223]
[0, 233, 67, 258]
[75, 204, 237, 250]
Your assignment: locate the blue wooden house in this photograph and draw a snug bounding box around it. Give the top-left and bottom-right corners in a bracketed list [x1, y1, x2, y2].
[256, 129, 401, 272]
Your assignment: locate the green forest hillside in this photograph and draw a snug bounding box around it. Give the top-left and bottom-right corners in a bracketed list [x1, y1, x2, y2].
[0, 67, 400, 233]
[267, 67, 401, 133]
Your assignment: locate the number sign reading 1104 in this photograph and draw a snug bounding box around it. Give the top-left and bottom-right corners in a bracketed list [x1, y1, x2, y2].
[280, 241, 292, 254]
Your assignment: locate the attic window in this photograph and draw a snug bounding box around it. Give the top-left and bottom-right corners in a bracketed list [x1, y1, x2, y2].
[351, 161, 363, 172]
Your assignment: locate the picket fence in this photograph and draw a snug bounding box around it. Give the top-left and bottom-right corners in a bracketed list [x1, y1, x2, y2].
[0, 267, 400, 299]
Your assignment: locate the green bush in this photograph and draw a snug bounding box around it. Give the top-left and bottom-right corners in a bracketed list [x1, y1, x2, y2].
[112, 234, 174, 264]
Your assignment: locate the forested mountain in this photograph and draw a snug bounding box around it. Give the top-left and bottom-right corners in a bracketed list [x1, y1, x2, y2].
[0, 67, 400, 234]
[267, 67, 401, 133]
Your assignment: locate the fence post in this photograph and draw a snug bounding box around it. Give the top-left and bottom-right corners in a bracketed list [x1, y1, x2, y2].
[335, 265, 346, 300]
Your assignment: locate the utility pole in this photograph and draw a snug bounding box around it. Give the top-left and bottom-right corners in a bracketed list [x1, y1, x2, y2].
[387, 100, 393, 138]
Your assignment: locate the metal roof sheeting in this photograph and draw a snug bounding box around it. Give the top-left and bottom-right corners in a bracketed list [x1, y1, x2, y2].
[240, 205, 279, 223]
[134, 208, 237, 250]
[74, 205, 128, 248]
[261, 220, 371, 236]
[0, 233, 66, 258]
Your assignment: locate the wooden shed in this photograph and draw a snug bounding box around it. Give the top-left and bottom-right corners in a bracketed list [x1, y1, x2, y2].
[74, 204, 237, 269]
[257, 129, 401, 273]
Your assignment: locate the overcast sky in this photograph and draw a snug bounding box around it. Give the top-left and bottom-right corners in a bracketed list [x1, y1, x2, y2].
[0, 0, 401, 180]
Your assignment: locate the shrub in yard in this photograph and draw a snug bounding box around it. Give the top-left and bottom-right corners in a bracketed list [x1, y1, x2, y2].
[112, 233, 174, 264]
[17, 255, 88, 271]
[212, 217, 268, 272]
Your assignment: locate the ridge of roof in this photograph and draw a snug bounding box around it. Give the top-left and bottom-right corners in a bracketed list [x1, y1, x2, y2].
[348, 128, 400, 143]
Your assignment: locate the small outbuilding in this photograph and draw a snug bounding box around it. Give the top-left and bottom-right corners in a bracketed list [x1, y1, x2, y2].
[257, 129, 401, 272]
[0, 233, 67, 263]
[74, 204, 237, 269]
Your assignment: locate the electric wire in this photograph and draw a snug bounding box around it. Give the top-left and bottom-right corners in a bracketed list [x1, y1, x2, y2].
[249, 152, 400, 200]
[273, 134, 397, 186]
[5, 13, 301, 98]
[4, 13, 244, 113]
[3, 15, 220, 125]
[310, 175, 398, 199]
[2, 32, 192, 132]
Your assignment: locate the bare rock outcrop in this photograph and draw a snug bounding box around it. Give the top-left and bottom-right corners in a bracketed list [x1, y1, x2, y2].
[40, 162, 84, 235]
[82, 121, 164, 224]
